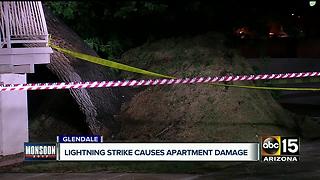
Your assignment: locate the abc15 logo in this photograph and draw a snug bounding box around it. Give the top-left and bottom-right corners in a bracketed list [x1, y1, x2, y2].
[261, 136, 299, 156]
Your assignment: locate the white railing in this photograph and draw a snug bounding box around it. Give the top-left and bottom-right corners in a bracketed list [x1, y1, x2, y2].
[0, 1, 48, 48]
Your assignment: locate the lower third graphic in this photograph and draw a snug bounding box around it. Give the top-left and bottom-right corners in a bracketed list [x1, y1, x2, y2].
[24, 143, 57, 161]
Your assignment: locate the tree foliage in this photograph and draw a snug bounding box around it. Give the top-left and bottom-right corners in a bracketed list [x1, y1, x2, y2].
[45, 1, 170, 59]
[45, 1, 308, 59]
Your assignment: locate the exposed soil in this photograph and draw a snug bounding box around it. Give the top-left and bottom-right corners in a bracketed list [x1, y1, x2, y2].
[116, 32, 298, 142]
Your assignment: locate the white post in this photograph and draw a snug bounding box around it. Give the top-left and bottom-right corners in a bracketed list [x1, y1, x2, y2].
[0, 74, 28, 155]
[3, 2, 11, 48]
[0, 1, 51, 156]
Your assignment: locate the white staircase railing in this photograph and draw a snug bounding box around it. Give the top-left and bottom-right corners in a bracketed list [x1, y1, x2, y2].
[0, 1, 48, 48]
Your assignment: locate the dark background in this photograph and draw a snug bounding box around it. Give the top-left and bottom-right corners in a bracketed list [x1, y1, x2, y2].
[45, 0, 320, 58]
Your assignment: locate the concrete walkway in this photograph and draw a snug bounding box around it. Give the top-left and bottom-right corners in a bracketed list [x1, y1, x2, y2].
[0, 172, 200, 180]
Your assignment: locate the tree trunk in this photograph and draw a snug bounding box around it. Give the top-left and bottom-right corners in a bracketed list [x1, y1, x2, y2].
[43, 6, 121, 137]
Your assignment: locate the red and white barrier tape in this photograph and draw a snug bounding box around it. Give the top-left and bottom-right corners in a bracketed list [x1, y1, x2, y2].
[0, 71, 319, 91]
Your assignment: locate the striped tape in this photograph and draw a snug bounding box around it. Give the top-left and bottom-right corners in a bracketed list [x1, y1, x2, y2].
[1, 71, 320, 91]
[49, 43, 174, 79]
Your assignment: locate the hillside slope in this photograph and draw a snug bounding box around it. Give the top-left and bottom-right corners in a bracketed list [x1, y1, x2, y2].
[117, 33, 297, 142]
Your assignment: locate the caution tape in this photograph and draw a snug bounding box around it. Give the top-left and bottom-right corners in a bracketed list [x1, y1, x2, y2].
[1, 71, 320, 91]
[210, 83, 320, 91]
[46, 37, 320, 92]
[49, 44, 174, 79]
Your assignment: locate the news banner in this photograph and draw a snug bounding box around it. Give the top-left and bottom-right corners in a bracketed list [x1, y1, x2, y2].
[24, 135, 300, 162]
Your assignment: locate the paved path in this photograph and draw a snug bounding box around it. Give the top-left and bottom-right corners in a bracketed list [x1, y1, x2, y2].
[0, 172, 200, 180]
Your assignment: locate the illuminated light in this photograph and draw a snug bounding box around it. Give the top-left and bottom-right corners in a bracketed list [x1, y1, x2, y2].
[309, 1, 317, 6]
[291, 13, 295, 16]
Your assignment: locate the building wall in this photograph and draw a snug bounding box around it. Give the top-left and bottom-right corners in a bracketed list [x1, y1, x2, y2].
[0, 74, 28, 155]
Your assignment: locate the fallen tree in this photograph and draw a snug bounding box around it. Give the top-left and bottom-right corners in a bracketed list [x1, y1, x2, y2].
[40, 7, 121, 137]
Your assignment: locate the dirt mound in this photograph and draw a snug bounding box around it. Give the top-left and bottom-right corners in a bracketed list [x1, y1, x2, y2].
[117, 32, 297, 142]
